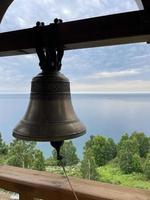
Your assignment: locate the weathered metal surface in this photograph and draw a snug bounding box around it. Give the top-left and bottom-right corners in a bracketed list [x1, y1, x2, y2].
[13, 72, 86, 141]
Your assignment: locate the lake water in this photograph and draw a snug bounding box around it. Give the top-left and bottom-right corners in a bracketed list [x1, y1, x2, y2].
[0, 93, 150, 158]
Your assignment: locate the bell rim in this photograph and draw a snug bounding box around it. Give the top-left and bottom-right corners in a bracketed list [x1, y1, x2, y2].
[12, 129, 86, 142]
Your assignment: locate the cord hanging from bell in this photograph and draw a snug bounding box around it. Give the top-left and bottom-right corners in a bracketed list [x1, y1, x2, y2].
[51, 140, 79, 200]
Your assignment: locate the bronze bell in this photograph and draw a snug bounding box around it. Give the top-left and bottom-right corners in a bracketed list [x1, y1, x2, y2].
[13, 71, 86, 141]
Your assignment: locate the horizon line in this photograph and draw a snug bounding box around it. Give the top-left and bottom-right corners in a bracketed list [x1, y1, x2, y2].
[1, 91, 150, 95]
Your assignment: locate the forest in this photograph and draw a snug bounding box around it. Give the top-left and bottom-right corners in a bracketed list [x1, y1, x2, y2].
[0, 131, 150, 190]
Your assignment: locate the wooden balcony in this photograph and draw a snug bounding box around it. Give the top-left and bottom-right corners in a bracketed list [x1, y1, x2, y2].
[0, 165, 149, 200]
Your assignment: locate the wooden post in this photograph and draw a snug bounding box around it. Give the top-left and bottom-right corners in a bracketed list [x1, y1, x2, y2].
[19, 192, 34, 200]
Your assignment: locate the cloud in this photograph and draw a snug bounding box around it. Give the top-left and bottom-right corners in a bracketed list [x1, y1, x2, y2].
[0, 0, 138, 32]
[0, 0, 149, 93]
[71, 80, 150, 93]
[87, 69, 140, 79]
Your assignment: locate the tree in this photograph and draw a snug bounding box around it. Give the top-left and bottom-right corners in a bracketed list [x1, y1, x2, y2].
[119, 150, 134, 174]
[32, 149, 45, 171]
[6, 139, 45, 170]
[130, 132, 150, 158]
[118, 139, 142, 174]
[81, 148, 98, 180]
[0, 133, 8, 155]
[144, 153, 150, 179]
[7, 140, 36, 168]
[117, 133, 129, 152]
[132, 154, 142, 173]
[45, 156, 58, 166]
[52, 140, 79, 166]
[84, 135, 116, 166]
[118, 136, 139, 155]
[107, 138, 117, 161]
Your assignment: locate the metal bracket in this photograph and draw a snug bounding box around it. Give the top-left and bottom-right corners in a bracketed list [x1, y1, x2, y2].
[35, 19, 64, 73]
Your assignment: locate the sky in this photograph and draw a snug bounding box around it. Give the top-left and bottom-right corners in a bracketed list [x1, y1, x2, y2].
[1, 0, 150, 93]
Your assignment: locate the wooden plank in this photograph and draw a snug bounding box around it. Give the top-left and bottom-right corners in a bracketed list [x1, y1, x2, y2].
[0, 10, 150, 57]
[0, 165, 149, 200]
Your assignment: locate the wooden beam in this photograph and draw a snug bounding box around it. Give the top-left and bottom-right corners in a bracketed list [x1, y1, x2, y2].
[141, 0, 150, 10]
[0, 10, 150, 57]
[0, 165, 150, 200]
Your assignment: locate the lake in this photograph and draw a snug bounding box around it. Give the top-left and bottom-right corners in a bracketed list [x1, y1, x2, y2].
[0, 93, 150, 158]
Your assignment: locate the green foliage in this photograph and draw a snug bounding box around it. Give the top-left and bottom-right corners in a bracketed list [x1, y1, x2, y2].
[32, 149, 45, 171]
[46, 164, 82, 178]
[0, 131, 150, 190]
[117, 133, 129, 152]
[52, 140, 79, 166]
[130, 132, 150, 158]
[84, 135, 117, 166]
[98, 163, 150, 190]
[118, 135, 139, 155]
[45, 156, 58, 166]
[119, 151, 134, 174]
[7, 140, 36, 168]
[6, 139, 45, 170]
[0, 133, 8, 155]
[107, 138, 117, 160]
[117, 132, 150, 174]
[118, 138, 142, 174]
[81, 148, 98, 180]
[132, 154, 143, 173]
[144, 153, 150, 179]
[7, 155, 22, 167]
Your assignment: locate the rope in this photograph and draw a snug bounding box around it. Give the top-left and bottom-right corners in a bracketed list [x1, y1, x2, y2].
[60, 162, 79, 200]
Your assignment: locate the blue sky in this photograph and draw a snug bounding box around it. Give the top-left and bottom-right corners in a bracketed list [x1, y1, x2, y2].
[1, 0, 150, 93]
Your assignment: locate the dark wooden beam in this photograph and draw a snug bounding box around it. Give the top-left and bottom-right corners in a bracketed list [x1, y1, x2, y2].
[141, 0, 150, 10]
[0, 10, 150, 57]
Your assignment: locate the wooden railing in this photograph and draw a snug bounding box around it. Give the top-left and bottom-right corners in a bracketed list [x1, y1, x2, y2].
[0, 165, 149, 200]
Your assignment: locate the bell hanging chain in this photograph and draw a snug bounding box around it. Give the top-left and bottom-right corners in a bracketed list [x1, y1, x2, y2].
[35, 18, 64, 73]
